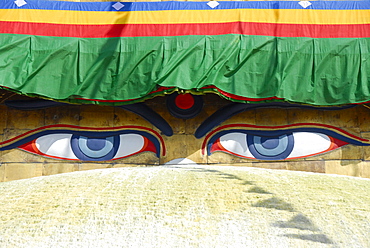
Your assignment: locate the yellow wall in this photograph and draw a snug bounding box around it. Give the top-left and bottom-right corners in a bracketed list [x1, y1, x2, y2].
[1, 94, 370, 182]
[1, 0, 367, 181]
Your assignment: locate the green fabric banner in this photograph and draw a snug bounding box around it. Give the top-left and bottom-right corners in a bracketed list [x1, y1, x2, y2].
[0, 34, 369, 106]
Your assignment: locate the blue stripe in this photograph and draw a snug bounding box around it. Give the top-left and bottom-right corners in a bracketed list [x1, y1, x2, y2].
[2, 0, 370, 12]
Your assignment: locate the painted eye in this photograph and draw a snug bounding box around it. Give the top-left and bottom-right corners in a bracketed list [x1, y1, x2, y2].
[0, 125, 165, 161]
[19, 133, 158, 161]
[210, 132, 346, 160]
[203, 124, 369, 161]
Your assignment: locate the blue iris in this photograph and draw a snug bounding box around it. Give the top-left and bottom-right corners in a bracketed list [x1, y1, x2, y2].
[71, 135, 120, 161]
[247, 133, 294, 160]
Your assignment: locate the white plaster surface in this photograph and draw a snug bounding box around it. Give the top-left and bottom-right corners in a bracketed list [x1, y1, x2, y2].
[0, 165, 369, 247]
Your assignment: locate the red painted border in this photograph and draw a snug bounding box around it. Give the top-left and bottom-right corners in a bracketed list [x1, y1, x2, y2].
[19, 135, 157, 161]
[75, 86, 283, 103]
[202, 86, 284, 101]
[201, 123, 370, 155]
[0, 124, 166, 156]
[1, 21, 369, 38]
[74, 87, 175, 103]
[210, 135, 348, 160]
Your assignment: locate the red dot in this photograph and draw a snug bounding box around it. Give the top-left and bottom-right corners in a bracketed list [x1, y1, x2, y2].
[175, 94, 195, 110]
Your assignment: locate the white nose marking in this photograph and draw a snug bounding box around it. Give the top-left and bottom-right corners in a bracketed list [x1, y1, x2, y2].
[164, 158, 198, 165]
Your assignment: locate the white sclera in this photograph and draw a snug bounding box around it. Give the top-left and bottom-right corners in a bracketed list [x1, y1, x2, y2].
[219, 133, 254, 158]
[113, 134, 145, 159]
[36, 134, 78, 159]
[219, 132, 332, 159]
[287, 132, 331, 158]
[35, 133, 146, 160]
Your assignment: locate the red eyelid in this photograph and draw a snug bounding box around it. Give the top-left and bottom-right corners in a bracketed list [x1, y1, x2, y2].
[202, 123, 369, 155]
[286, 136, 348, 160]
[19, 140, 78, 161]
[1, 124, 166, 157]
[208, 135, 349, 160]
[111, 136, 157, 161]
[210, 138, 256, 159]
[19, 136, 159, 161]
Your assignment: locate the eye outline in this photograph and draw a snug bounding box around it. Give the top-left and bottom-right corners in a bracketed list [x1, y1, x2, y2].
[0, 125, 165, 161]
[202, 123, 370, 160]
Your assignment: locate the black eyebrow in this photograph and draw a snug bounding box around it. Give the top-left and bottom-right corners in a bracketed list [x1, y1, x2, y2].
[194, 102, 355, 138]
[4, 99, 173, 136]
[119, 103, 173, 136]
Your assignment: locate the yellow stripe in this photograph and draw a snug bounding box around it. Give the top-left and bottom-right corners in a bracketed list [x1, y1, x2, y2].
[1, 9, 369, 25]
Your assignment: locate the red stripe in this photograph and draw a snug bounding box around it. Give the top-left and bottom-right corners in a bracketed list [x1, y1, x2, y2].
[202, 86, 284, 101]
[74, 86, 282, 103]
[74, 87, 175, 102]
[1, 21, 369, 38]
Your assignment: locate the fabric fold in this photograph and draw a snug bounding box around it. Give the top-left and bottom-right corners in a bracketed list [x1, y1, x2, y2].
[0, 0, 369, 106]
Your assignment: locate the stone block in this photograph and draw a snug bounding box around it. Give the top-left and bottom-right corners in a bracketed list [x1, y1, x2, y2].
[4, 163, 43, 182]
[44, 105, 81, 125]
[325, 160, 362, 177]
[364, 146, 370, 161]
[79, 105, 114, 127]
[1, 149, 46, 163]
[0, 105, 7, 135]
[113, 163, 148, 168]
[0, 163, 4, 182]
[43, 163, 76, 176]
[193, 96, 256, 134]
[160, 134, 205, 164]
[287, 108, 324, 124]
[185, 135, 206, 163]
[114, 152, 159, 165]
[113, 107, 153, 128]
[185, 109, 209, 135]
[360, 132, 370, 160]
[322, 108, 359, 129]
[359, 161, 370, 179]
[339, 145, 363, 160]
[207, 151, 252, 165]
[224, 109, 256, 126]
[305, 144, 363, 161]
[304, 146, 342, 161]
[286, 160, 325, 173]
[79, 163, 113, 171]
[255, 108, 288, 126]
[6, 108, 44, 130]
[3, 128, 28, 140]
[221, 162, 254, 167]
[153, 105, 187, 135]
[251, 162, 287, 170]
[356, 105, 370, 132]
